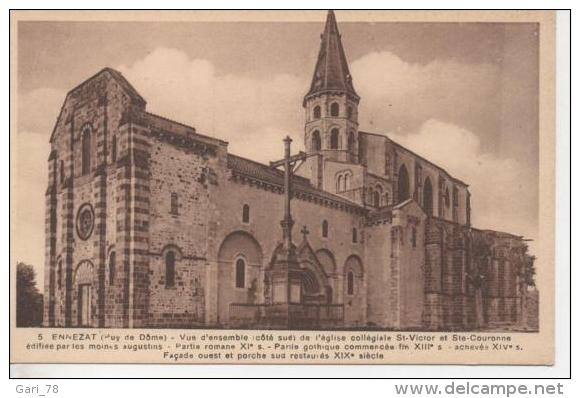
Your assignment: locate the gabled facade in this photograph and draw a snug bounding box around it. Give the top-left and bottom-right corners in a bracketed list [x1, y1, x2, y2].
[43, 11, 537, 331]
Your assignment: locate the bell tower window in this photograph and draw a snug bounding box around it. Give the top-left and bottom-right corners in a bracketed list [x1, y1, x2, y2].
[348, 131, 355, 152]
[311, 130, 321, 151]
[330, 102, 339, 117]
[313, 105, 321, 119]
[330, 128, 340, 149]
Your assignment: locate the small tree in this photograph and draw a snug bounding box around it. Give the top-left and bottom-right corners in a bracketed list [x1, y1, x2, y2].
[16, 262, 44, 327]
[524, 255, 537, 288]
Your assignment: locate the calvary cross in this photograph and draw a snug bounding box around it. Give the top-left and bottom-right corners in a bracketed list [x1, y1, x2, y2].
[269, 136, 309, 250]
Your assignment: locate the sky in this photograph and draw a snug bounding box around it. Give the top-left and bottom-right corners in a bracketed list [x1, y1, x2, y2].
[14, 13, 540, 287]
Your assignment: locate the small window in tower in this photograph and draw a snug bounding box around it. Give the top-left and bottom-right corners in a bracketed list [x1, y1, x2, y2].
[170, 193, 179, 215]
[242, 204, 250, 223]
[444, 188, 450, 208]
[330, 129, 340, 149]
[348, 132, 355, 152]
[109, 251, 116, 285]
[336, 175, 343, 193]
[313, 105, 321, 119]
[352, 228, 358, 243]
[311, 130, 321, 151]
[412, 227, 417, 248]
[358, 136, 364, 162]
[81, 126, 92, 176]
[235, 258, 246, 289]
[322, 220, 329, 238]
[347, 271, 354, 295]
[330, 102, 339, 117]
[347, 106, 353, 120]
[165, 251, 176, 288]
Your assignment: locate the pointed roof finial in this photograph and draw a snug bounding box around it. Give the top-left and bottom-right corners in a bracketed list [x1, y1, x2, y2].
[304, 10, 359, 105]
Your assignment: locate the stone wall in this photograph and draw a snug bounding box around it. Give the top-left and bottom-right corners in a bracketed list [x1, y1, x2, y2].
[146, 132, 223, 327]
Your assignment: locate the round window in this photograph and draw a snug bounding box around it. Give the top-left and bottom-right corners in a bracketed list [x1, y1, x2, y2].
[76, 203, 95, 240]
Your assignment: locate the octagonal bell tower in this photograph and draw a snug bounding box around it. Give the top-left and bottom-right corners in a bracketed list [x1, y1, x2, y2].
[304, 10, 360, 167]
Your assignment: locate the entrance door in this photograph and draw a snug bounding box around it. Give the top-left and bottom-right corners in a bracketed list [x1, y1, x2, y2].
[78, 284, 92, 327]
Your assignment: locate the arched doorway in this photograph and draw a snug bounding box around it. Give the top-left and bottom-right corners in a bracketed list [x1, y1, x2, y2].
[299, 267, 326, 305]
[217, 231, 263, 325]
[74, 260, 94, 327]
[423, 177, 433, 216]
[398, 164, 410, 203]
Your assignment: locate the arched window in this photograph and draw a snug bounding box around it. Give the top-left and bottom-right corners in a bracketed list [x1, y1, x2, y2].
[423, 177, 433, 216]
[398, 165, 410, 203]
[165, 251, 175, 287]
[444, 188, 450, 208]
[352, 227, 358, 243]
[336, 175, 343, 192]
[170, 193, 178, 215]
[242, 204, 250, 223]
[111, 135, 117, 163]
[358, 136, 364, 161]
[330, 102, 339, 117]
[347, 106, 353, 120]
[373, 190, 380, 207]
[348, 131, 355, 152]
[235, 258, 246, 288]
[385, 192, 390, 206]
[57, 260, 62, 290]
[344, 173, 350, 191]
[330, 128, 340, 149]
[347, 271, 354, 295]
[322, 220, 328, 238]
[109, 251, 116, 284]
[311, 130, 321, 151]
[411, 227, 417, 248]
[313, 105, 321, 119]
[81, 126, 91, 175]
[60, 160, 65, 184]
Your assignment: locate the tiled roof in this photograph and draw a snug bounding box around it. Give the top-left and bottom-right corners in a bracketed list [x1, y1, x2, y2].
[227, 154, 364, 210]
[304, 11, 359, 103]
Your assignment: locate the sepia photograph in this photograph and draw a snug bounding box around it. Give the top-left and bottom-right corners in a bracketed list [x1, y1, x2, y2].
[9, 9, 558, 366]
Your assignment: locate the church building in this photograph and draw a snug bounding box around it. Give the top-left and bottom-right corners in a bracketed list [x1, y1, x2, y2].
[43, 11, 538, 330]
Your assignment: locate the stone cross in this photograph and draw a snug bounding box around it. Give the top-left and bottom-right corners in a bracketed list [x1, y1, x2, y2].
[269, 137, 308, 250]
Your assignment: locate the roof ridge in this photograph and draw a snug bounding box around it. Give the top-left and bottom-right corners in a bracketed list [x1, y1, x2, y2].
[227, 153, 362, 209]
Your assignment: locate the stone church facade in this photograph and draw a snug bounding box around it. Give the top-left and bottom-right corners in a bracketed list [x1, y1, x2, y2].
[43, 11, 538, 330]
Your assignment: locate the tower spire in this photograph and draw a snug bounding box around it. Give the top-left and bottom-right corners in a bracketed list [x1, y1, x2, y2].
[304, 10, 359, 105]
